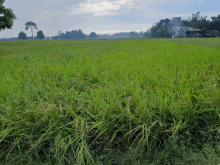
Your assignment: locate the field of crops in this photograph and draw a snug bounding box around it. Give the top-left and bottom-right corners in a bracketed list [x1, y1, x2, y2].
[0, 38, 220, 164]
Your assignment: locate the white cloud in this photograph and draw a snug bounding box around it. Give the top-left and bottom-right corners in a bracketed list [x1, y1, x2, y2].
[68, 0, 138, 16]
[67, 0, 195, 18]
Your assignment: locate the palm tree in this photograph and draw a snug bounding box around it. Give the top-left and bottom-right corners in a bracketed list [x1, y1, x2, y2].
[25, 21, 38, 40]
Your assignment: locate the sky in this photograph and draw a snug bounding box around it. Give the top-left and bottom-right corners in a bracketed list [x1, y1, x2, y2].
[0, 0, 220, 38]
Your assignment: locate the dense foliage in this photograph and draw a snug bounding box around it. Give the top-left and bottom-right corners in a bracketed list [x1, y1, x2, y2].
[0, 0, 17, 31]
[18, 31, 27, 40]
[36, 30, 45, 40]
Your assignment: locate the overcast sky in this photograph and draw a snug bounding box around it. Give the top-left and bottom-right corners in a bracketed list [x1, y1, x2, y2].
[0, 0, 219, 38]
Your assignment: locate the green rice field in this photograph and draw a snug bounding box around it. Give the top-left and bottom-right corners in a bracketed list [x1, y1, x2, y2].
[0, 38, 220, 164]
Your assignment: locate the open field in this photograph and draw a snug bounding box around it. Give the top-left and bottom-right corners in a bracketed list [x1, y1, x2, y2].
[161, 37, 220, 48]
[0, 38, 220, 164]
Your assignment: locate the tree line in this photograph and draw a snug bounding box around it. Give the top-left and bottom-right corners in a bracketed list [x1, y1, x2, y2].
[144, 12, 220, 38]
[1, 0, 220, 40]
[17, 25, 145, 40]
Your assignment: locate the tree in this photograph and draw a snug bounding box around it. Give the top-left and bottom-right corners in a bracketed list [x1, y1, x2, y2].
[69, 30, 77, 39]
[0, 0, 17, 31]
[143, 29, 151, 38]
[52, 36, 55, 40]
[57, 30, 65, 36]
[36, 30, 45, 40]
[139, 31, 144, 38]
[181, 11, 220, 36]
[188, 12, 202, 28]
[64, 31, 70, 39]
[209, 14, 220, 31]
[18, 31, 27, 40]
[89, 32, 98, 39]
[181, 11, 209, 31]
[25, 21, 38, 40]
[76, 29, 86, 39]
[129, 31, 139, 38]
[57, 30, 62, 36]
[150, 18, 174, 38]
[159, 22, 175, 38]
[57, 30, 65, 39]
[62, 29, 86, 39]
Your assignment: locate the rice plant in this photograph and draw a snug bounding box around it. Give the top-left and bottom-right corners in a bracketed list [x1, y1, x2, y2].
[0, 38, 220, 165]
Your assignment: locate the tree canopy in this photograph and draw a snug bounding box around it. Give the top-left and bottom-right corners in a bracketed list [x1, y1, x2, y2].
[0, 0, 17, 31]
[144, 11, 220, 38]
[25, 21, 38, 39]
[89, 32, 98, 39]
[18, 31, 27, 40]
[36, 30, 45, 39]
[150, 18, 175, 38]
[129, 31, 140, 38]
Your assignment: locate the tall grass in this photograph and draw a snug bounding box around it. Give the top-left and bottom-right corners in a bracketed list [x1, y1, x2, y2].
[0, 38, 220, 164]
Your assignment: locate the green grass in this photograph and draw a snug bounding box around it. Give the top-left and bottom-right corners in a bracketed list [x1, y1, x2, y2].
[0, 38, 220, 164]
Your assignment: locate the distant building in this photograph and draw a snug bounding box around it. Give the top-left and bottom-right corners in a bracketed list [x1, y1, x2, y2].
[185, 31, 205, 38]
[186, 30, 219, 38]
[171, 26, 219, 38]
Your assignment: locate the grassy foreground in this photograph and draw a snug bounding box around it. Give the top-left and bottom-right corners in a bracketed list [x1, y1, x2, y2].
[0, 38, 220, 164]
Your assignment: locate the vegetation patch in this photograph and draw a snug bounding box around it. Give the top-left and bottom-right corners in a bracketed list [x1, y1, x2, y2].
[0, 38, 220, 164]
